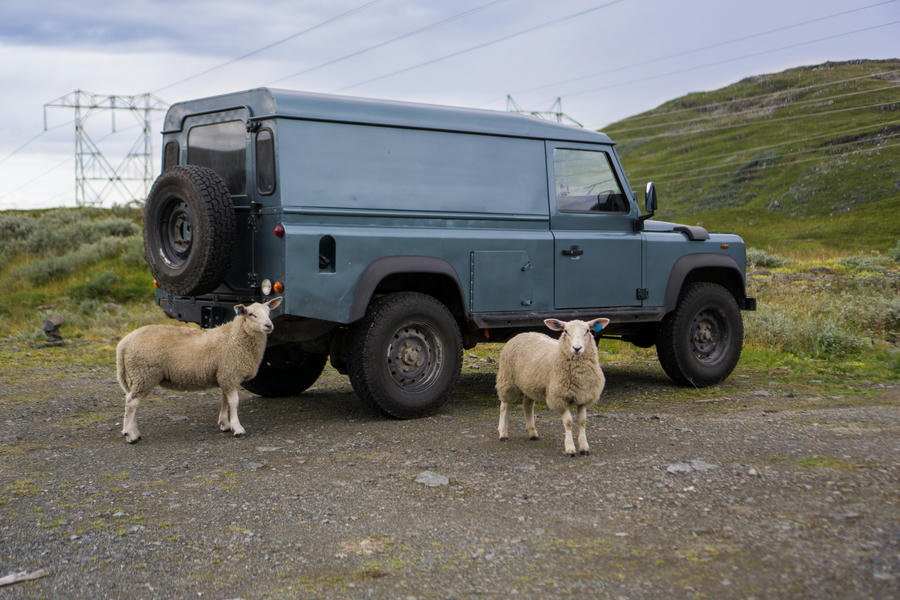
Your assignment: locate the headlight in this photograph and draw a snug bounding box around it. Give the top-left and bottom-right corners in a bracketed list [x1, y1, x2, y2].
[261, 279, 273, 295]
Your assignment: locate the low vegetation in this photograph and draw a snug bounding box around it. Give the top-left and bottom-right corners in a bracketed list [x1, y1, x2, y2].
[1, 207, 897, 383]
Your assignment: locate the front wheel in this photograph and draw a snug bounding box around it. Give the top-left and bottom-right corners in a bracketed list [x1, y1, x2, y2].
[656, 282, 743, 387]
[348, 292, 462, 419]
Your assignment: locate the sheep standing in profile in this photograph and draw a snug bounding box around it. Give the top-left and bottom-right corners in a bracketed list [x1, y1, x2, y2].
[495, 317, 610, 456]
[116, 297, 282, 443]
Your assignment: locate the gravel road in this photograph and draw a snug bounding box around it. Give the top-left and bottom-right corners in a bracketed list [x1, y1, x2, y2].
[0, 344, 898, 599]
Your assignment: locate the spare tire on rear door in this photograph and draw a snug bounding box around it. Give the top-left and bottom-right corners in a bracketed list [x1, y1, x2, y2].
[144, 165, 235, 296]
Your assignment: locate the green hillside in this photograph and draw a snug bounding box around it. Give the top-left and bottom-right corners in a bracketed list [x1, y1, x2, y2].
[604, 59, 900, 255]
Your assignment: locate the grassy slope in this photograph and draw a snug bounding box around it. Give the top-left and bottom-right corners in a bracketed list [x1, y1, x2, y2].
[604, 59, 900, 255]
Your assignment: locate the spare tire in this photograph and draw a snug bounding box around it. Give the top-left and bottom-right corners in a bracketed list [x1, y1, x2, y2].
[144, 165, 235, 296]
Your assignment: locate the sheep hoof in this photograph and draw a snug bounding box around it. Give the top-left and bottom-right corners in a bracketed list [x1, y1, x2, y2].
[579, 449, 591, 456]
[233, 431, 246, 438]
[126, 435, 141, 444]
[529, 436, 540, 441]
[566, 452, 576, 458]
[499, 436, 509, 442]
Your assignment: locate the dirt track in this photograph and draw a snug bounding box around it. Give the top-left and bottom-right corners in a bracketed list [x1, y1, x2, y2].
[0, 344, 898, 599]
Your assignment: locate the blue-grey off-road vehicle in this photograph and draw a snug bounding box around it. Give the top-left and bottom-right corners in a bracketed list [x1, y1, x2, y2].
[144, 88, 756, 418]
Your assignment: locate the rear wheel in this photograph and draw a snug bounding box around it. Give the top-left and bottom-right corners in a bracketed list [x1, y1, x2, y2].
[348, 292, 462, 418]
[656, 282, 743, 386]
[144, 165, 234, 296]
[241, 345, 327, 397]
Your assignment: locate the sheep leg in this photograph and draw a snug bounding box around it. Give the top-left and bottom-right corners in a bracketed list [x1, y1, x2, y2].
[121, 391, 143, 444]
[496, 386, 518, 441]
[217, 394, 231, 432]
[223, 388, 246, 437]
[576, 404, 590, 455]
[561, 408, 577, 457]
[523, 396, 539, 440]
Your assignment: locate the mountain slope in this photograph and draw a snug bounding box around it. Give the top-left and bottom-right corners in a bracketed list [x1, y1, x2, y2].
[603, 59, 900, 253]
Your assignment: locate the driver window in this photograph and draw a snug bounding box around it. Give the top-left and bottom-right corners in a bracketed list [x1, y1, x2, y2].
[554, 148, 628, 213]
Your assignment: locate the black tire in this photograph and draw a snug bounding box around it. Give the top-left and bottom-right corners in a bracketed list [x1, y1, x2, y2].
[348, 292, 462, 419]
[241, 345, 328, 397]
[656, 282, 743, 387]
[144, 165, 235, 296]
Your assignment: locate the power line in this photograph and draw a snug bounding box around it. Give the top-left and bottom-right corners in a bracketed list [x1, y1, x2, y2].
[633, 131, 900, 181]
[606, 69, 900, 125]
[645, 141, 900, 185]
[0, 120, 73, 167]
[266, 0, 510, 86]
[614, 99, 900, 144]
[153, 0, 383, 94]
[491, 0, 898, 105]
[607, 83, 900, 135]
[335, 0, 628, 92]
[623, 119, 900, 173]
[555, 19, 900, 104]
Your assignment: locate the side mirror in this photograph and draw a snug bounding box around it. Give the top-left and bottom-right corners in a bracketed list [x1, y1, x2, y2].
[645, 182, 657, 214]
[634, 182, 657, 232]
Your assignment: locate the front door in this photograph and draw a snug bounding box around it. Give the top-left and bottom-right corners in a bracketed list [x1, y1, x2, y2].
[548, 143, 643, 309]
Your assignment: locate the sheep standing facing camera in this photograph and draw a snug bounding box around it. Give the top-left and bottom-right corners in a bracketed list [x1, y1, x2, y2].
[495, 317, 610, 456]
[116, 297, 282, 443]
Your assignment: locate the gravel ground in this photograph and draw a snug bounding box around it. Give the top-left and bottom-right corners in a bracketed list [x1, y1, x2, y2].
[0, 344, 898, 599]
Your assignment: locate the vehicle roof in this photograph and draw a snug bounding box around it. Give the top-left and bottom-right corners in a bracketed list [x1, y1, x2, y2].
[162, 88, 613, 144]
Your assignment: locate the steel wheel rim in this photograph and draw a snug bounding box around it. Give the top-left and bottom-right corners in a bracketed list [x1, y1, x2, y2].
[159, 198, 193, 268]
[690, 308, 728, 364]
[386, 322, 443, 392]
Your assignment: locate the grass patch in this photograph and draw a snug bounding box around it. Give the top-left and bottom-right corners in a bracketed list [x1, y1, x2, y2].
[792, 456, 857, 469]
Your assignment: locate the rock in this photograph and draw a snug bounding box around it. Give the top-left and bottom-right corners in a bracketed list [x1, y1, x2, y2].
[256, 446, 281, 453]
[246, 462, 265, 471]
[748, 468, 760, 477]
[42, 315, 66, 346]
[665, 460, 719, 474]
[415, 471, 449, 487]
[752, 390, 771, 397]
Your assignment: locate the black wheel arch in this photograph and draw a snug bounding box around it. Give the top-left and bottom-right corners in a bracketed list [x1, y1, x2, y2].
[663, 254, 747, 315]
[347, 256, 467, 324]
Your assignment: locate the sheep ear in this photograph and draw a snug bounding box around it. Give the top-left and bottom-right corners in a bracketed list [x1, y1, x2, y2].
[544, 318, 566, 331]
[266, 296, 283, 311]
[587, 317, 610, 333]
[234, 304, 246, 316]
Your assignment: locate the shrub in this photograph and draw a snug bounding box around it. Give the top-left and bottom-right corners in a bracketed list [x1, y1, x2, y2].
[70, 270, 122, 301]
[746, 247, 786, 269]
[121, 235, 147, 267]
[838, 253, 891, 273]
[889, 238, 900, 263]
[11, 236, 129, 284]
[747, 307, 867, 359]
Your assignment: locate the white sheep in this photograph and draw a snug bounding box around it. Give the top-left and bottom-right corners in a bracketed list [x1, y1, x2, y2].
[495, 317, 610, 456]
[116, 297, 282, 443]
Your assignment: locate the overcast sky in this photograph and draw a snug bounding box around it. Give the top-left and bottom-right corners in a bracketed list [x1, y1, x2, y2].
[0, 0, 897, 209]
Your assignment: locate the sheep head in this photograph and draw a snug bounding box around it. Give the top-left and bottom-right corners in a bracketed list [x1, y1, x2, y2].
[544, 317, 610, 358]
[234, 297, 283, 336]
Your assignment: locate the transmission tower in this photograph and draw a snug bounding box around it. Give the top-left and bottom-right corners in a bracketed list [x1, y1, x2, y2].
[43, 90, 168, 206]
[506, 95, 583, 128]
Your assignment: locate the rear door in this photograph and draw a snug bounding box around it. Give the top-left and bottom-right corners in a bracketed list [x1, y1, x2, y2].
[548, 142, 643, 309]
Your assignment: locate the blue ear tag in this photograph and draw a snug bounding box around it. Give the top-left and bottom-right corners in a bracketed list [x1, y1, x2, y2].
[236, 307, 243, 315]
[594, 323, 604, 333]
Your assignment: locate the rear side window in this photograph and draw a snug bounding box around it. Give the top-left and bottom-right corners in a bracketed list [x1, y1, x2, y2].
[163, 141, 179, 171]
[187, 121, 246, 195]
[554, 149, 628, 213]
[256, 128, 276, 195]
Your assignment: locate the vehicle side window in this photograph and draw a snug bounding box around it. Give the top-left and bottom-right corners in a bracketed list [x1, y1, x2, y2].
[256, 128, 276, 195]
[187, 121, 246, 195]
[554, 148, 628, 213]
[163, 141, 179, 171]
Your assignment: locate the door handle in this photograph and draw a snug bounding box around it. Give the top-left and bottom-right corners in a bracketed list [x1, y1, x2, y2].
[561, 246, 584, 257]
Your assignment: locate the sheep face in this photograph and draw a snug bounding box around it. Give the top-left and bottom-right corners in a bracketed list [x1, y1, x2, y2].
[544, 317, 610, 358]
[234, 297, 283, 336]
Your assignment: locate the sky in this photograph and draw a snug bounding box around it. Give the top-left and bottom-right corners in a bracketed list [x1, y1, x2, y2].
[0, 0, 897, 209]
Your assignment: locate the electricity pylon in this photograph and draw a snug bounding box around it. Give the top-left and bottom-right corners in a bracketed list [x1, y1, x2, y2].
[506, 95, 583, 128]
[43, 90, 168, 206]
